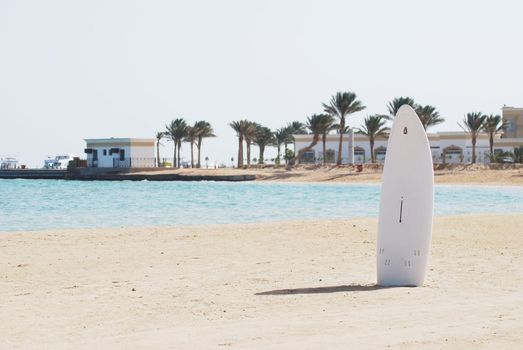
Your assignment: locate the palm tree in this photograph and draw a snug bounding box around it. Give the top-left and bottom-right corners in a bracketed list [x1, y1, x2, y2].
[165, 118, 188, 168]
[333, 125, 350, 134]
[253, 126, 275, 164]
[293, 114, 326, 164]
[155, 132, 165, 167]
[283, 121, 307, 159]
[289, 121, 307, 134]
[458, 112, 487, 164]
[194, 121, 215, 168]
[229, 120, 250, 168]
[387, 97, 416, 119]
[316, 114, 335, 164]
[356, 115, 390, 163]
[243, 121, 259, 166]
[184, 125, 198, 168]
[323, 91, 366, 165]
[482, 114, 504, 157]
[416, 105, 444, 130]
[165, 120, 179, 168]
[274, 128, 288, 164]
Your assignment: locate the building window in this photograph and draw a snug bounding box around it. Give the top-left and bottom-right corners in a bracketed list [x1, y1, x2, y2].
[300, 151, 315, 164]
[103, 149, 107, 156]
[325, 149, 336, 163]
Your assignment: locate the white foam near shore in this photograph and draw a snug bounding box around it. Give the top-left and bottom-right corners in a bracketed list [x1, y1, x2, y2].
[1, 214, 522, 349]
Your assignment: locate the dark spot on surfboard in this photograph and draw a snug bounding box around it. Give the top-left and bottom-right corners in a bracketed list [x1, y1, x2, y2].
[403, 127, 408, 134]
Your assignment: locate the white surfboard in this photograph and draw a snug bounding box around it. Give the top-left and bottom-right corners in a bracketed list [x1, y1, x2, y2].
[377, 105, 434, 286]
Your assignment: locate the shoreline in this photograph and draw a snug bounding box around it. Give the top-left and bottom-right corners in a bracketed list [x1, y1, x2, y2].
[1, 213, 522, 349]
[1, 211, 521, 235]
[1, 164, 523, 185]
[118, 164, 523, 186]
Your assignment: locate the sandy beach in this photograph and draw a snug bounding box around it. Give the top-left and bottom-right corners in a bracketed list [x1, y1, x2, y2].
[1, 214, 522, 349]
[133, 164, 523, 186]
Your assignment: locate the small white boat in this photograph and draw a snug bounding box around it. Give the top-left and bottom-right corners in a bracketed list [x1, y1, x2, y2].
[0, 157, 18, 169]
[43, 155, 74, 169]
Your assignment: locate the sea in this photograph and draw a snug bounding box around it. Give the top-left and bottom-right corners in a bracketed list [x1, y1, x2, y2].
[1, 179, 522, 232]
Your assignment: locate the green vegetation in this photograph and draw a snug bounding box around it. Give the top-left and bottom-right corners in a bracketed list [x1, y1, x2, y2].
[162, 119, 214, 168]
[165, 118, 188, 168]
[155, 132, 165, 167]
[323, 92, 366, 165]
[155, 94, 512, 168]
[387, 97, 444, 130]
[194, 121, 215, 168]
[253, 126, 275, 164]
[482, 114, 504, 157]
[387, 97, 416, 118]
[356, 115, 389, 163]
[459, 112, 487, 164]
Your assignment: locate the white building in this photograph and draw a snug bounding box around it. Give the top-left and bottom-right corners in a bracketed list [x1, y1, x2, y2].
[0, 157, 18, 169]
[294, 107, 523, 164]
[84, 138, 155, 168]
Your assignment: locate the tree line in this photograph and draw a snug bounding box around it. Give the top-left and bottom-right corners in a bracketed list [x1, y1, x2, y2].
[159, 91, 515, 168]
[229, 92, 446, 167]
[157, 119, 215, 168]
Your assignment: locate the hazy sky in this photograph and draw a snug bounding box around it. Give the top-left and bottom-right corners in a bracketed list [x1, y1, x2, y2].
[1, 0, 522, 167]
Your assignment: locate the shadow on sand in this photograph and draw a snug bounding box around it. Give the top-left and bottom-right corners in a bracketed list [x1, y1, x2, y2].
[256, 284, 401, 296]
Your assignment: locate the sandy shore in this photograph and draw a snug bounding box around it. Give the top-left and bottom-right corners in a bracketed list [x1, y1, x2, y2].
[134, 164, 523, 185]
[1, 214, 522, 349]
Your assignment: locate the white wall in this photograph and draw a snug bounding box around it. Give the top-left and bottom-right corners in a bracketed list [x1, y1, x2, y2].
[86, 144, 155, 168]
[294, 134, 509, 164]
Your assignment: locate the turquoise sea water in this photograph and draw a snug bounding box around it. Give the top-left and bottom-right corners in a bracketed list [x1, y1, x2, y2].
[0, 179, 522, 232]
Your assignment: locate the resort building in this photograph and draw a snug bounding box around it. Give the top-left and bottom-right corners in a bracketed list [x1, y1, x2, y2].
[84, 138, 155, 168]
[294, 106, 523, 164]
[0, 157, 18, 169]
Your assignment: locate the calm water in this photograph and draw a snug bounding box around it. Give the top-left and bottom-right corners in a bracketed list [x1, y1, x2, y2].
[0, 179, 522, 232]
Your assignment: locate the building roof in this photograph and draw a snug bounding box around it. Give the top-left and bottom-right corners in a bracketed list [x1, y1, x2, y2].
[502, 106, 523, 112]
[84, 138, 155, 147]
[85, 138, 155, 143]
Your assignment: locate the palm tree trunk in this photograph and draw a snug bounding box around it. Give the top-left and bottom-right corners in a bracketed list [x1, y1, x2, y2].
[197, 137, 202, 168]
[472, 136, 477, 164]
[246, 140, 251, 166]
[337, 118, 345, 165]
[157, 143, 161, 167]
[259, 145, 265, 164]
[277, 143, 281, 164]
[238, 135, 243, 168]
[190, 141, 194, 168]
[322, 133, 327, 165]
[173, 142, 177, 169]
[370, 138, 375, 163]
[489, 132, 494, 156]
[284, 142, 289, 164]
[177, 140, 182, 167]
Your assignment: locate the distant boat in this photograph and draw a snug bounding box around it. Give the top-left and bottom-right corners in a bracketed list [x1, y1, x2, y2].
[0, 157, 18, 169]
[43, 155, 74, 169]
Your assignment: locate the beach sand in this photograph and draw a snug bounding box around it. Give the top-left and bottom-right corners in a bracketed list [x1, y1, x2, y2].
[133, 164, 523, 185]
[1, 214, 522, 349]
